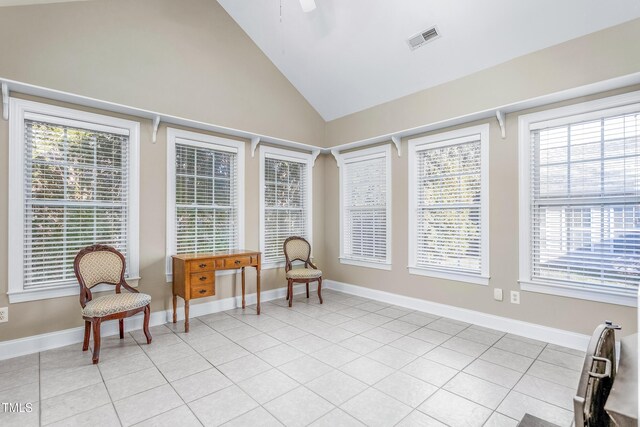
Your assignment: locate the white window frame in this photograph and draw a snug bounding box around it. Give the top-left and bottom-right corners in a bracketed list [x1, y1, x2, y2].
[166, 128, 245, 281]
[259, 146, 313, 269]
[518, 91, 640, 307]
[408, 124, 490, 286]
[338, 145, 392, 270]
[8, 98, 140, 303]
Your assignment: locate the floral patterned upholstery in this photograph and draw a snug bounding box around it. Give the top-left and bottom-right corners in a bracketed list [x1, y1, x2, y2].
[286, 268, 322, 279]
[77, 251, 123, 288]
[284, 238, 311, 262]
[82, 292, 151, 317]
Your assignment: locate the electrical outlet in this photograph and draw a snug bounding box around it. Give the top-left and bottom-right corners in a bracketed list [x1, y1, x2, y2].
[0, 307, 7, 323]
[493, 288, 503, 301]
[510, 291, 520, 304]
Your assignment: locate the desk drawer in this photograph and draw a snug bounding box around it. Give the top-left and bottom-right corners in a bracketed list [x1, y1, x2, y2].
[223, 256, 253, 269]
[190, 271, 214, 286]
[190, 260, 215, 273]
[191, 283, 215, 298]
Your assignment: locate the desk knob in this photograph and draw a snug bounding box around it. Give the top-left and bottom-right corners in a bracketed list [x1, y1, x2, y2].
[198, 289, 206, 294]
[199, 276, 207, 281]
[199, 263, 207, 268]
[234, 260, 241, 265]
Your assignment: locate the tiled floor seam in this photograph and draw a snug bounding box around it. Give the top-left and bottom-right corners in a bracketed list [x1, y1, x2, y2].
[95, 353, 126, 427]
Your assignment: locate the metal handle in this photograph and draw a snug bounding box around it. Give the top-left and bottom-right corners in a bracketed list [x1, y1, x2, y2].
[199, 263, 207, 268]
[235, 260, 241, 264]
[199, 276, 207, 281]
[198, 289, 206, 294]
[589, 356, 612, 379]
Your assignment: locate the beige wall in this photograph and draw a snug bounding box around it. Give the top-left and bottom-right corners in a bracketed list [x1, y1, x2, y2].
[0, 0, 327, 342]
[323, 86, 639, 337]
[0, 0, 326, 146]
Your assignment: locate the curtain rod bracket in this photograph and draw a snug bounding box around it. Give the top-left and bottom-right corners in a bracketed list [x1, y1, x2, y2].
[330, 149, 342, 167]
[496, 110, 506, 138]
[251, 137, 261, 157]
[391, 135, 401, 156]
[152, 116, 160, 143]
[311, 149, 320, 166]
[1, 82, 8, 120]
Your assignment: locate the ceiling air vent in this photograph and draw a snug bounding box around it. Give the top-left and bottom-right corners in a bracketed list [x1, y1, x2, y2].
[407, 26, 440, 50]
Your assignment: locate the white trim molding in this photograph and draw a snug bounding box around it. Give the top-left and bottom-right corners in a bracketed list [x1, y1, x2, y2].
[518, 91, 640, 307]
[165, 127, 245, 281]
[0, 283, 316, 361]
[324, 280, 591, 351]
[7, 98, 140, 303]
[407, 124, 490, 286]
[259, 146, 314, 268]
[338, 145, 392, 271]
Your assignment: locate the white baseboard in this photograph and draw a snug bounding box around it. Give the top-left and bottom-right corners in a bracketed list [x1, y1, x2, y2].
[0, 283, 313, 361]
[324, 279, 591, 351]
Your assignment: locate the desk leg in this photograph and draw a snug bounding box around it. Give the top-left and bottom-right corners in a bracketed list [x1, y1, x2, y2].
[172, 295, 177, 323]
[185, 300, 190, 333]
[256, 266, 261, 315]
[241, 267, 246, 309]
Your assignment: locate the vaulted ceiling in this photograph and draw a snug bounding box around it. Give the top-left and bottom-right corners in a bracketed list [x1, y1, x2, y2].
[218, 0, 640, 121]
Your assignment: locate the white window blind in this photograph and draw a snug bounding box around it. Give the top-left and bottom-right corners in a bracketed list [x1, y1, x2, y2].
[23, 119, 130, 290]
[529, 111, 640, 294]
[174, 142, 239, 254]
[262, 153, 311, 264]
[415, 139, 482, 273]
[409, 125, 489, 284]
[341, 149, 390, 266]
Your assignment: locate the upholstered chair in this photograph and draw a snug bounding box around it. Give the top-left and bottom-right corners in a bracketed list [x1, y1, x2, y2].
[74, 244, 152, 364]
[283, 236, 323, 307]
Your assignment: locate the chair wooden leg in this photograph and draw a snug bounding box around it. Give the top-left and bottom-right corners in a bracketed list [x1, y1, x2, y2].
[306, 283, 309, 298]
[119, 319, 124, 339]
[91, 319, 102, 364]
[82, 321, 91, 351]
[143, 305, 152, 344]
[317, 277, 323, 304]
[286, 283, 290, 300]
[288, 280, 293, 307]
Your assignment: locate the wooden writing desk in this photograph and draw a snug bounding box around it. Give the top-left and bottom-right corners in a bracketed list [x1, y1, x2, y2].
[172, 250, 261, 332]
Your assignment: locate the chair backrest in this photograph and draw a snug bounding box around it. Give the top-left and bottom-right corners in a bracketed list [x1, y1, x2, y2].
[74, 245, 126, 305]
[574, 321, 619, 427]
[283, 236, 311, 269]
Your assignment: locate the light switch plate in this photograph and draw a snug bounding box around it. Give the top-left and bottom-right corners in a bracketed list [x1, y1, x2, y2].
[510, 291, 520, 304]
[0, 307, 7, 323]
[493, 288, 503, 301]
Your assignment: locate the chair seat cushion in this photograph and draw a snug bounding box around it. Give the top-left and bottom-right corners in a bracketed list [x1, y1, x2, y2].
[82, 293, 151, 317]
[286, 268, 322, 279]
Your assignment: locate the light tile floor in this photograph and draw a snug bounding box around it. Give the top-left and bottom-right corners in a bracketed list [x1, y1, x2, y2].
[0, 290, 584, 427]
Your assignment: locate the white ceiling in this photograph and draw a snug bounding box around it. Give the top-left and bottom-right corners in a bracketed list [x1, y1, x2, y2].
[218, 0, 640, 121]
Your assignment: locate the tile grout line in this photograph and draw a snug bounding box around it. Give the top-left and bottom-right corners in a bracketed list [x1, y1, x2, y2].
[26, 290, 581, 427]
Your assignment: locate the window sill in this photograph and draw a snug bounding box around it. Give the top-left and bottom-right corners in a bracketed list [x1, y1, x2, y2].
[8, 277, 140, 303]
[261, 259, 317, 271]
[262, 262, 286, 270]
[519, 280, 637, 307]
[408, 267, 489, 286]
[340, 258, 391, 271]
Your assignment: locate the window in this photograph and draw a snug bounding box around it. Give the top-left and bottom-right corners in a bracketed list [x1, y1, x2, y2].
[166, 128, 244, 279]
[408, 124, 490, 285]
[8, 99, 140, 302]
[338, 145, 392, 270]
[519, 92, 640, 306]
[260, 147, 312, 267]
